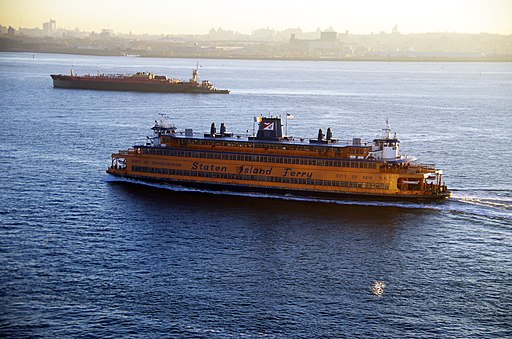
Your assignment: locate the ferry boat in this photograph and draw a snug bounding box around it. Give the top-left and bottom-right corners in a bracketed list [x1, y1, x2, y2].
[51, 66, 229, 94]
[106, 115, 450, 200]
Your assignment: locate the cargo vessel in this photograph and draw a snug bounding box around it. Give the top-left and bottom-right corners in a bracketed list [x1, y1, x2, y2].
[51, 67, 229, 94]
[107, 115, 450, 200]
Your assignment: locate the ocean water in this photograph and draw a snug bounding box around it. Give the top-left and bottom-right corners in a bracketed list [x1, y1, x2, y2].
[0, 52, 511, 337]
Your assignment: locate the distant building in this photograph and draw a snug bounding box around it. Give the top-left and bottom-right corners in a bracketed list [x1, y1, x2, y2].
[43, 19, 56, 36]
[392, 24, 399, 35]
[289, 31, 341, 57]
[7, 26, 15, 36]
[100, 29, 115, 38]
[320, 31, 337, 41]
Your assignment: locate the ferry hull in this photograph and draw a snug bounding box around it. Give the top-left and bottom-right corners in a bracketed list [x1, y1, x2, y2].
[107, 171, 451, 201]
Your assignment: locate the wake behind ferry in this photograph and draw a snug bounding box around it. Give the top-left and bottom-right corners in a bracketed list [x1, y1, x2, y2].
[107, 115, 450, 200]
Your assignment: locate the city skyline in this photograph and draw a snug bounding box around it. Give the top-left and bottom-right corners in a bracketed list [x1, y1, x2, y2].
[1, 0, 512, 36]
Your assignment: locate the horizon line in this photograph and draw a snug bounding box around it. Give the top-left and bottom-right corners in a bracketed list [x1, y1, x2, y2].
[4, 23, 512, 37]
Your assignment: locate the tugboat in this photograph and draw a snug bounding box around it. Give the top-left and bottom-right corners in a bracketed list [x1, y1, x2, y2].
[107, 115, 450, 200]
[50, 66, 229, 94]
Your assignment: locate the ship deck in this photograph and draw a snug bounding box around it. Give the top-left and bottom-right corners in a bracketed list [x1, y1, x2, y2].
[164, 132, 371, 149]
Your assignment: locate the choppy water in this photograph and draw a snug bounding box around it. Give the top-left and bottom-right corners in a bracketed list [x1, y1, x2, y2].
[1, 52, 511, 337]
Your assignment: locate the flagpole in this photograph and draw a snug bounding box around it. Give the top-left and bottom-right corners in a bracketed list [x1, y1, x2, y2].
[285, 113, 288, 137]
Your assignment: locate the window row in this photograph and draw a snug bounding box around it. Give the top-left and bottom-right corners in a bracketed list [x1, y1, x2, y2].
[132, 166, 389, 190]
[171, 137, 337, 154]
[141, 148, 377, 169]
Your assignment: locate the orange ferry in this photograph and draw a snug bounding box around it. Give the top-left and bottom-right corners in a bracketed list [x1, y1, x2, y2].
[107, 115, 450, 200]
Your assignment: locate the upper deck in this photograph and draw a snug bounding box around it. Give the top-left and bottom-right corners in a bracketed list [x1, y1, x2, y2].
[146, 117, 370, 161]
[143, 116, 418, 165]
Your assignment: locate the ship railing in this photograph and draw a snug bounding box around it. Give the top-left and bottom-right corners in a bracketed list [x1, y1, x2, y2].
[116, 148, 138, 155]
[380, 163, 437, 174]
[416, 163, 437, 172]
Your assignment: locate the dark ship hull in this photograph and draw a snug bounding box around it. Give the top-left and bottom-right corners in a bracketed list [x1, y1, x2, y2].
[50, 71, 229, 94]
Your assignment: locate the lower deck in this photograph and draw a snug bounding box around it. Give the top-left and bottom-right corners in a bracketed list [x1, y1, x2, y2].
[107, 148, 450, 199]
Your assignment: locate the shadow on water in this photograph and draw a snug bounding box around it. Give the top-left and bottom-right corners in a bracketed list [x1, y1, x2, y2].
[106, 179, 437, 230]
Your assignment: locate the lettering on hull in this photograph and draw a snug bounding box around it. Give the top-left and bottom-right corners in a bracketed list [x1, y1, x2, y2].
[191, 162, 227, 172]
[283, 167, 313, 179]
[237, 165, 273, 175]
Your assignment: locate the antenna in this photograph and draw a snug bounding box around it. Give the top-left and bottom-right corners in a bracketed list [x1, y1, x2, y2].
[192, 62, 199, 83]
[384, 118, 391, 139]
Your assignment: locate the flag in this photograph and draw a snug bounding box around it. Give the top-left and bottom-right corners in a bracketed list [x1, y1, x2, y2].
[286, 113, 295, 119]
[255, 116, 262, 122]
[263, 122, 274, 130]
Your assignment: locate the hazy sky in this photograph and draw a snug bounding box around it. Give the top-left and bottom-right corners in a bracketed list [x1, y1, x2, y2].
[1, 0, 511, 35]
